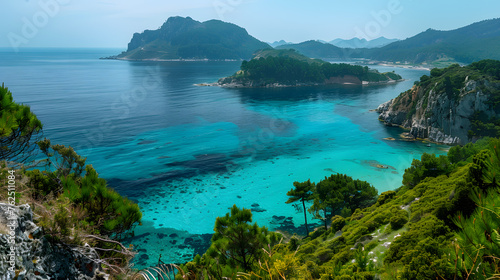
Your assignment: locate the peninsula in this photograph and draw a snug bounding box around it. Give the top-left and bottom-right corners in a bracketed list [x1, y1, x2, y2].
[377, 59, 500, 144]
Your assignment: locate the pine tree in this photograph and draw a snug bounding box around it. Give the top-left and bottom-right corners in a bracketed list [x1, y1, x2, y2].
[206, 205, 281, 272]
[0, 83, 43, 163]
[286, 179, 314, 236]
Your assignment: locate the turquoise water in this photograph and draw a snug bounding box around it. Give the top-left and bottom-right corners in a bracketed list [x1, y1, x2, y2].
[0, 48, 447, 267]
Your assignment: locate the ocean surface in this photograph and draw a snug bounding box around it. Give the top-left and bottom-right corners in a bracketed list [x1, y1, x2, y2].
[0, 48, 447, 268]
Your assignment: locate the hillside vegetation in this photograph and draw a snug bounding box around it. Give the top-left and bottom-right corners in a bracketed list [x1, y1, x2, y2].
[112, 16, 270, 60]
[277, 19, 500, 67]
[366, 18, 500, 64]
[170, 137, 500, 279]
[218, 49, 402, 87]
[378, 59, 500, 144]
[0, 84, 142, 278]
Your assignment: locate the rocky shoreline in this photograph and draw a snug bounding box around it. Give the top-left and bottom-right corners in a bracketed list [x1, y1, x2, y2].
[196, 76, 402, 88]
[377, 78, 497, 145]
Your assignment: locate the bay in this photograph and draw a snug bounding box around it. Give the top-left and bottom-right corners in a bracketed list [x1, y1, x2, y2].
[0, 48, 447, 267]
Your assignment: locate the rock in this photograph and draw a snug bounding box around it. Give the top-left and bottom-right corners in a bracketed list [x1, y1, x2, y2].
[0, 203, 109, 280]
[378, 78, 498, 145]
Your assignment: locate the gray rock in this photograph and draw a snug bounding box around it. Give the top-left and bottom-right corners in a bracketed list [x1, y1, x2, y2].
[378, 78, 498, 145]
[0, 203, 109, 280]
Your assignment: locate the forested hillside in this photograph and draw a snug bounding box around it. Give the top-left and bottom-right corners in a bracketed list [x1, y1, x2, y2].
[218, 49, 402, 87]
[164, 137, 500, 279]
[112, 16, 270, 60]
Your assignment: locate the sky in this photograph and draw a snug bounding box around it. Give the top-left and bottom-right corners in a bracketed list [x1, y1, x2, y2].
[1, 0, 499, 49]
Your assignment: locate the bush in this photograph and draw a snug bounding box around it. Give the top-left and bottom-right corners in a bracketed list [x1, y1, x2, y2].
[315, 248, 334, 264]
[389, 209, 408, 230]
[330, 215, 346, 232]
[376, 191, 396, 205]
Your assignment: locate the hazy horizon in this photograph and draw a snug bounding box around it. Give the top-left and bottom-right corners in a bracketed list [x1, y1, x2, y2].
[2, 1, 499, 49]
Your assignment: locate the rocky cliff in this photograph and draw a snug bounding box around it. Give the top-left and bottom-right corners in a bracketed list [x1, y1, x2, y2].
[377, 62, 500, 145]
[0, 203, 108, 280]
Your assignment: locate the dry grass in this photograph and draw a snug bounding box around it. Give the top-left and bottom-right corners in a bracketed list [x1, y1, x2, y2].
[0, 222, 9, 235]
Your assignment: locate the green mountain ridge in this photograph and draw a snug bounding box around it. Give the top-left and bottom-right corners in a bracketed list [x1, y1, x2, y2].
[113, 16, 270, 60]
[276, 40, 346, 60]
[275, 18, 500, 66]
[109, 17, 500, 66]
[365, 18, 500, 64]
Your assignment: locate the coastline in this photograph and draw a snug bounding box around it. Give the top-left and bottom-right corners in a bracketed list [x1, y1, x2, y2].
[199, 78, 404, 88]
[100, 56, 241, 62]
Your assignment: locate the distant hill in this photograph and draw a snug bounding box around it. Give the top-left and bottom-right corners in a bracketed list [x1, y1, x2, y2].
[367, 18, 500, 64]
[269, 40, 292, 48]
[217, 49, 402, 87]
[111, 16, 270, 60]
[250, 49, 324, 64]
[275, 40, 346, 60]
[329, 37, 399, 48]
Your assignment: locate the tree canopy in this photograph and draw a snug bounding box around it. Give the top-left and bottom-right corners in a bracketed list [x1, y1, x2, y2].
[286, 179, 315, 236]
[206, 205, 281, 272]
[309, 174, 378, 230]
[0, 83, 42, 163]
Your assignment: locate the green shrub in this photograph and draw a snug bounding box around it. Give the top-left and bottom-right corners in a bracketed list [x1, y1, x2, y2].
[330, 215, 346, 232]
[315, 248, 334, 264]
[389, 209, 408, 230]
[376, 191, 396, 205]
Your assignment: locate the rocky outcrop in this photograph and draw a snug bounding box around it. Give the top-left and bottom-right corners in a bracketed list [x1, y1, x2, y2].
[377, 78, 497, 145]
[0, 203, 109, 280]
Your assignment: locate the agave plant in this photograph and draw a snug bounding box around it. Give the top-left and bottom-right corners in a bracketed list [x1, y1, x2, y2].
[132, 263, 184, 280]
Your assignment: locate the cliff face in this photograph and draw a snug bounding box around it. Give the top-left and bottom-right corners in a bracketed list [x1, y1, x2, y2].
[0, 203, 108, 280]
[377, 77, 497, 145]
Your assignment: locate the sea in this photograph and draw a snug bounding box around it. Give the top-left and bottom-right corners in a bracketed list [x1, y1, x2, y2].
[0, 48, 447, 268]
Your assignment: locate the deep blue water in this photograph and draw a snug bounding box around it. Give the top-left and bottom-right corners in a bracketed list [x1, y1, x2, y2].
[0, 48, 447, 268]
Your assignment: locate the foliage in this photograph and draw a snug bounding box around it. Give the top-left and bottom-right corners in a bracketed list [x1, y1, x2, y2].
[402, 153, 452, 188]
[467, 139, 500, 190]
[207, 205, 281, 271]
[449, 189, 500, 279]
[120, 16, 270, 60]
[31, 139, 143, 239]
[286, 179, 314, 236]
[366, 19, 500, 64]
[0, 86, 142, 277]
[222, 50, 402, 87]
[180, 205, 282, 278]
[0, 83, 43, 163]
[309, 174, 377, 230]
[388, 209, 408, 230]
[330, 215, 346, 232]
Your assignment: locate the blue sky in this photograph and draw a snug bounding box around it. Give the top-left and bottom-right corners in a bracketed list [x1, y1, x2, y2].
[1, 0, 499, 49]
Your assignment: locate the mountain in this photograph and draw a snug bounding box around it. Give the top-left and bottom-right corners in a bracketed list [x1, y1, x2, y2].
[329, 37, 398, 48]
[275, 40, 346, 60]
[112, 16, 270, 60]
[367, 18, 500, 64]
[217, 49, 402, 87]
[269, 40, 292, 48]
[377, 60, 500, 145]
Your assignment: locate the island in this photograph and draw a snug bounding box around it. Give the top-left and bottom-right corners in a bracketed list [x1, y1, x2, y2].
[104, 16, 270, 61]
[215, 49, 403, 88]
